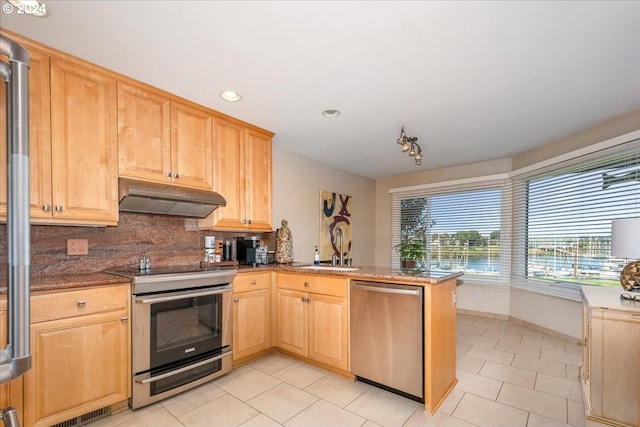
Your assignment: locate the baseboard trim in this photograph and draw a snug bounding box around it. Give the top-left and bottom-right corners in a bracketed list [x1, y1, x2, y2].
[456, 308, 581, 344]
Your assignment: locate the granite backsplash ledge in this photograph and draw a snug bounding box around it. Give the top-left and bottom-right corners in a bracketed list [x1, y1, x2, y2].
[0, 213, 274, 277]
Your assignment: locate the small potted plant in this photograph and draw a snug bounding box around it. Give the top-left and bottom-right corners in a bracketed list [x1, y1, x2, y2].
[394, 235, 427, 269]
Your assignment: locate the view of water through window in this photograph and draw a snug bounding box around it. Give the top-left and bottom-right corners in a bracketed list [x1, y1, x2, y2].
[398, 148, 639, 287]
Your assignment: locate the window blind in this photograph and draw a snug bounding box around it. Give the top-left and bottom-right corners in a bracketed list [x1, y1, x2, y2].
[512, 138, 640, 287]
[390, 177, 512, 281]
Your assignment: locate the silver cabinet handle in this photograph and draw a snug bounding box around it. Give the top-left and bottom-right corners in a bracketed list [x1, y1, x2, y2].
[233, 298, 239, 303]
[136, 287, 231, 304]
[135, 352, 231, 385]
[351, 283, 421, 296]
[165, 171, 172, 177]
[304, 282, 310, 287]
[247, 219, 252, 224]
[77, 300, 86, 307]
[251, 280, 257, 285]
[42, 204, 51, 212]
[120, 316, 128, 323]
[55, 205, 63, 213]
[173, 173, 179, 178]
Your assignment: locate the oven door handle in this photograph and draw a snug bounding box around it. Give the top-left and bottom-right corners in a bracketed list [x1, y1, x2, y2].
[135, 287, 231, 304]
[135, 351, 232, 385]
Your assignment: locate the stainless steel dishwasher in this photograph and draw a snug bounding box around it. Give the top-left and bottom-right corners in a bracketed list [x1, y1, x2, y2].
[350, 280, 424, 402]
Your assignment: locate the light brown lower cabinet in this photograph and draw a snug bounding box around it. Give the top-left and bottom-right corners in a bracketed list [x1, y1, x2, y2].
[232, 272, 272, 363]
[275, 273, 349, 372]
[23, 285, 130, 427]
[0, 297, 24, 423]
[581, 286, 640, 427]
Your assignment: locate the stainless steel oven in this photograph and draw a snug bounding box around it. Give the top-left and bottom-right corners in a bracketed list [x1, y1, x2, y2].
[108, 265, 236, 409]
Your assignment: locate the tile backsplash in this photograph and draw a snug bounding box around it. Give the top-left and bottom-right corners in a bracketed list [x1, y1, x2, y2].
[0, 213, 274, 276]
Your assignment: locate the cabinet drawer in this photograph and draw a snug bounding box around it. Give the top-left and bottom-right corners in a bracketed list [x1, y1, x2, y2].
[276, 273, 347, 298]
[31, 284, 129, 323]
[234, 272, 272, 293]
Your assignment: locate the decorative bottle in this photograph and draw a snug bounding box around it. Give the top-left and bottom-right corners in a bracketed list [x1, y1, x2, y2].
[275, 219, 294, 264]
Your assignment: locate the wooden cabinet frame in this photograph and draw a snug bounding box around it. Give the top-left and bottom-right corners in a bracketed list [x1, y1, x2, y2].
[22, 285, 130, 427]
[274, 273, 349, 372]
[232, 272, 273, 364]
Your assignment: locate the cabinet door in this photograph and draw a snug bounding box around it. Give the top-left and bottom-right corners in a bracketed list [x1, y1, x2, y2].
[205, 117, 245, 229]
[244, 128, 272, 231]
[275, 289, 307, 357]
[24, 311, 129, 427]
[233, 289, 272, 362]
[0, 298, 24, 421]
[117, 81, 171, 183]
[308, 293, 349, 370]
[50, 58, 118, 225]
[581, 305, 592, 410]
[0, 48, 52, 220]
[170, 100, 213, 190]
[599, 314, 639, 426]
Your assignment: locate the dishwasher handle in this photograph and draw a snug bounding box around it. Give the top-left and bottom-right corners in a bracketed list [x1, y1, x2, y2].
[351, 283, 421, 296]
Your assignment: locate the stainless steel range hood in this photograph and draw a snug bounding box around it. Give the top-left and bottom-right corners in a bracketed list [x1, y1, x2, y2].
[118, 178, 226, 218]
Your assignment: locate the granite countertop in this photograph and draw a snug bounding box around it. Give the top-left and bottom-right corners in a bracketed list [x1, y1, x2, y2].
[0, 264, 462, 295]
[237, 263, 463, 285]
[581, 284, 640, 314]
[0, 272, 130, 294]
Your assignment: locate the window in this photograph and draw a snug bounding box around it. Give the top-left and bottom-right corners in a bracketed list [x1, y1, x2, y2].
[391, 179, 511, 281]
[513, 140, 640, 288]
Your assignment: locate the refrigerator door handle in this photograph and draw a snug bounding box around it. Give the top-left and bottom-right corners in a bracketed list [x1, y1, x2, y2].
[0, 34, 32, 389]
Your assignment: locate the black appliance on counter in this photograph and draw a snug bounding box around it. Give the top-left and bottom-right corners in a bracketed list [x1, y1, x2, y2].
[236, 236, 260, 265]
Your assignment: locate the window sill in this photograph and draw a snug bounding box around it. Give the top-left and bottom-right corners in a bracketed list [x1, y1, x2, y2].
[510, 278, 583, 302]
[457, 276, 510, 288]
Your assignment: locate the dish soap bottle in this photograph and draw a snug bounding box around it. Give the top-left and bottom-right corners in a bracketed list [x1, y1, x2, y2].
[314, 246, 320, 265]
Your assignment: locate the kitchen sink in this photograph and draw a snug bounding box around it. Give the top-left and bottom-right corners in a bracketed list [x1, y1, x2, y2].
[297, 265, 361, 272]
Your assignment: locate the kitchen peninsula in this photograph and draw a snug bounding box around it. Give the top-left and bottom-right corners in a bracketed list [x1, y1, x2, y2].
[234, 264, 462, 415]
[0, 265, 461, 425]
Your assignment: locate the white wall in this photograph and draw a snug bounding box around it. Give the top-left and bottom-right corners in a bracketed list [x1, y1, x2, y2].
[272, 145, 376, 265]
[510, 289, 583, 339]
[372, 110, 640, 339]
[456, 281, 511, 316]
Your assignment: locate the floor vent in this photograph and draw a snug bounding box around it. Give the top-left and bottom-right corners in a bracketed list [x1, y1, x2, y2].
[51, 406, 111, 427]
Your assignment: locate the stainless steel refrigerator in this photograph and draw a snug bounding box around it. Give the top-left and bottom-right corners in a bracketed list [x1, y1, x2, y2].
[0, 34, 32, 427]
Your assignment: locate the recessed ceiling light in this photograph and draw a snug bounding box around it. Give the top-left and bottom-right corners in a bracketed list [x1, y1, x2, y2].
[7, 0, 47, 16]
[322, 109, 340, 118]
[220, 90, 241, 102]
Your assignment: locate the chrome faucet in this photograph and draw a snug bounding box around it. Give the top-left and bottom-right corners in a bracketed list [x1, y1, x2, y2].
[336, 227, 344, 266]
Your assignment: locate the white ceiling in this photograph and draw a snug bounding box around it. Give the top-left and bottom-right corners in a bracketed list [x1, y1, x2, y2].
[2, 1, 639, 179]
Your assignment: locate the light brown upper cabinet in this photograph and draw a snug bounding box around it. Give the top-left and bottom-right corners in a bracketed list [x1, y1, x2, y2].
[199, 117, 273, 231]
[1, 31, 119, 226]
[49, 58, 119, 225]
[0, 45, 52, 221]
[117, 81, 214, 190]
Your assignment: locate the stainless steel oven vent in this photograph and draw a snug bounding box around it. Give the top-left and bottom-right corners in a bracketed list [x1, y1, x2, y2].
[118, 178, 226, 218]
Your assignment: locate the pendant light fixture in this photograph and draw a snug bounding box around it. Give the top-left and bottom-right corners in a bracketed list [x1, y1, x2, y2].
[396, 127, 423, 165]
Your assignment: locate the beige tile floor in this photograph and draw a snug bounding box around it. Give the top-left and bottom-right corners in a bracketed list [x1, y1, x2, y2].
[89, 314, 612, 427]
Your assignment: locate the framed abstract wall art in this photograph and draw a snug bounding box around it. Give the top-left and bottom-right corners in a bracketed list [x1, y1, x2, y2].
[319, 190, 352, 262]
